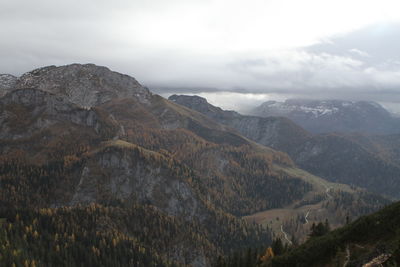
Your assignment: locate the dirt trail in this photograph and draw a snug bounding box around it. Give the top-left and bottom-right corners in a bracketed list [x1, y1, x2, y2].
[280, 225, 292, 245]
[304, 210, 310, 224]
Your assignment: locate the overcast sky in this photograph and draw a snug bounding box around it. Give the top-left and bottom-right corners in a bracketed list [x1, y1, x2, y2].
[1, 0, 400, 112]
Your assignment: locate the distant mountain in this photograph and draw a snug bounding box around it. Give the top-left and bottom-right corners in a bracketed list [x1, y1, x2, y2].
[169, 95, 311, 153]
[251, 99, 400, 134]
[170, 94, 400, 199]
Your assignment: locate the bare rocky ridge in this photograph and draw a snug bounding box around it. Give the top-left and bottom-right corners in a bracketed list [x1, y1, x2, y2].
[15, 64, 152, 107]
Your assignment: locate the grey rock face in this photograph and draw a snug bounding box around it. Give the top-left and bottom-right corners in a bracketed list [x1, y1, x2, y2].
[0, 89, 105, 139]
[0, 74, 17, 97]
[71, 148, 200, 219]
[15, 64, 152, 107]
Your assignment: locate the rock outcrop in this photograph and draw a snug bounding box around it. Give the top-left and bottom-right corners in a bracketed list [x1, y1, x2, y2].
[71, 143, 201, 219]
[0, 88, 111, 140]
[15, 64, 152, 107]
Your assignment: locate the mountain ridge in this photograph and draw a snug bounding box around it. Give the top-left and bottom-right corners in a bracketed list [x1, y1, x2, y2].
[251, 98, 400, 134]
[170, 94, 400, 199]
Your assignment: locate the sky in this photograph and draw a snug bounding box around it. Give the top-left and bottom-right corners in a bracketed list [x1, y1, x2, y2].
[1, 0, 400, 112]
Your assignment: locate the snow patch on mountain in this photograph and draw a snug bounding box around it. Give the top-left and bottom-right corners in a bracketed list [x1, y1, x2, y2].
[253, 99, 400, 134]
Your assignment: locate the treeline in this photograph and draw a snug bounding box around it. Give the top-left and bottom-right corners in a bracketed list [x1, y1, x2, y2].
[0, 205, 172, 267]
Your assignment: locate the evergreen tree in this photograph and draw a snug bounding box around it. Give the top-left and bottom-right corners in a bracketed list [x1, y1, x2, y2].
[271, 238, 284, 256]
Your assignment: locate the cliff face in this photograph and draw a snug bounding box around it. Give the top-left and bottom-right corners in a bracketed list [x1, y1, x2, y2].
[71, 142, 202, 220]
[0, 88, 113, 140]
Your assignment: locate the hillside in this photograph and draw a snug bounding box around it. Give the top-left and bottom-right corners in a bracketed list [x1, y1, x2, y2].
[269, 201, 400, 266]
[169, 95, 311, 153]
[0, 64, 302, 266]
[244, 166, 388, 245]
[170, 94, 400, 199]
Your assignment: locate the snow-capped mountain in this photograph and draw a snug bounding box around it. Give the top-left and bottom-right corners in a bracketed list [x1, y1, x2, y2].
[251, 99, 400, 134]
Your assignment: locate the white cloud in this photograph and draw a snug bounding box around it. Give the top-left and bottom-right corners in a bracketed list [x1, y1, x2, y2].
[349, 49, 370, 57]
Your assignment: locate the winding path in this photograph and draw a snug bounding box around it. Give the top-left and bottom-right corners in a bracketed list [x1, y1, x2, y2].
[280, 225, 293, 245]
[304, 210, 310, 225]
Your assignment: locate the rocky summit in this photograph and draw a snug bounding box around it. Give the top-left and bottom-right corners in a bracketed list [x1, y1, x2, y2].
[14, 64, 152, 108]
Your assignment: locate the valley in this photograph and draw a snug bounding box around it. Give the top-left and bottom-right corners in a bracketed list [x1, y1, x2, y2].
[244, 166, 386, 244]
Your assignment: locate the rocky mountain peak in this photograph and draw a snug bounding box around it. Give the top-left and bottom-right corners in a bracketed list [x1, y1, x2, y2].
[15, 63, 152, 108]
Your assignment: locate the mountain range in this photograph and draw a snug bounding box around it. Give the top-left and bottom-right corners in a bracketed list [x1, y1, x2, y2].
[251, 99, 400, 135]
[0, 63, 397, 266]
[170, 94, 400, 199]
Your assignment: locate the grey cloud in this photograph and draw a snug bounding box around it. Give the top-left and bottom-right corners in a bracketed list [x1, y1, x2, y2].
[1, 0, 400, 111]
[307, 23, 400, 67]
